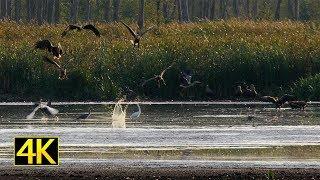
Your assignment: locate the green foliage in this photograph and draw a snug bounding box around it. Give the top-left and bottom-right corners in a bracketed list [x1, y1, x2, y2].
[0, 20, 320, 101]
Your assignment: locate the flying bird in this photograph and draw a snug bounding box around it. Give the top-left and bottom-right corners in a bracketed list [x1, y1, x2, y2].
[43, 56, 67, 80]
[259, 96, 278, 104]
[61, 24, 101, 37]
[35, 40, 63, 60]
[179, 69, 201, 88]
[130, 104, 141, 119]
[142, 63, 175, 88]
[26, 100, 59, 119]
[121, 21, 155, 48]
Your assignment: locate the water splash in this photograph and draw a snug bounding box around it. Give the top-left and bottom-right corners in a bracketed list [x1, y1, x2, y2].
[111, 100, 127, 128]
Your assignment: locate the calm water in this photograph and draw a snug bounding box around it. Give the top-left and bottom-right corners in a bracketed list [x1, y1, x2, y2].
[0, 102, 320, 168]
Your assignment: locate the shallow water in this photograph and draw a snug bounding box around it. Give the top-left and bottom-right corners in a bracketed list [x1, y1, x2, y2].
[0, 102, 320, 168]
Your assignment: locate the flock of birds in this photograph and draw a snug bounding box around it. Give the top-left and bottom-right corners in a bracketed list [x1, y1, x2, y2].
[27, 22, 309, 121]
[235, 83, 308, 110]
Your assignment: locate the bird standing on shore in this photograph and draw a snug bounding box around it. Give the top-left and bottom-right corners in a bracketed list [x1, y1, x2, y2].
[121, 21, 155, 48]
[242, 84, 258, 98]
[35, 40, 63, 60]
[61, 24, 101, 37]
[287, 101, 308, 110]
[130, 104, 141, 119]
[142, 63, 175, 88]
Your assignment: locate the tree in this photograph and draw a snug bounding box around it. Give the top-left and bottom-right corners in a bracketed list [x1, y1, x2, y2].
[113, 0, 120, 21]
[36, 0, 43, 24]
[252, 0, 258, 19]
[220, 0, 228, 19]
[293, 0, 299, 20]
[162, 0, 170, 22]
[14, 0, 21, 21]
[287, 0, 294, 19]
[233, 0, 239, 17]
[54, 0, 60, 23]
[104, 0, 111, 22]
[180, 0, 189, 22]
[84, 0, 92, 21]
[7, 0, 12, 19]
[210, 0, 216, 20]
[243, 0, 250, 18]
[47, 0, 55, 24]
[70, 0, 80, 23]
[138, 0, 145, 30]
[275, 0, 282, 20]
[1, 0, 7, 19]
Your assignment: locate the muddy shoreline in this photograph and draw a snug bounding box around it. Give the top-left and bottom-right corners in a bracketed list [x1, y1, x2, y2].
[0, 167, 319, 179]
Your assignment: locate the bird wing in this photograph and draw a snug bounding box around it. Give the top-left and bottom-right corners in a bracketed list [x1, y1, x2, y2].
[141, 76, 158, 87]
[140, 26, 155, 37]
[160, 62, 175, 77]
[43, 56, 61, 69]
[83, 24, 101, 37]
[26, 105, 40, 119]
[42, 105, 59, 115]
[61, 24, 82, 37]
[35, 40, 53, 51]
[121, 21, 137, 37]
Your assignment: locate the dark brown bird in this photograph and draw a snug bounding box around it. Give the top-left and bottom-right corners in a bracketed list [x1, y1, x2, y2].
[61, 24, 101, 37]
[287, 101, 308, 110]
[259, 96, 278, 104]
[35, 40, 63, 60]
[121, 21, 155, 48]
[43, 56, 67, 80]
[275, 94, 296, 108]
[205, 85, 214, 97]
[242, 84, 258, 98]
[235, 85, 243, 97]
[76, 111, 91, 120]
[142, 63, 175, 88]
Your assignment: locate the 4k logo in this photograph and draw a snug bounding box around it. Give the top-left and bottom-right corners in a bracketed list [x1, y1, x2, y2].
[14, 137, 59, 166]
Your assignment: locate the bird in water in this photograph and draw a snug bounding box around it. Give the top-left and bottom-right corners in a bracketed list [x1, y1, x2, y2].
[61, 24, 101, 37]
[259, 94, 296, 108]
[130, 104, 141, 119]
[43, 56, 67, 80]
[35, 40, 63, 60]
[26, 100, 59, 119]
[120, 21, 155, 48]
[235, 85, 243, 97]
[205, 85, 214, 98]
[76, 109, 91, 120]
[242, 84, 258, 98]
[287, 101, 308, 110]
[142, 62, 175, 88]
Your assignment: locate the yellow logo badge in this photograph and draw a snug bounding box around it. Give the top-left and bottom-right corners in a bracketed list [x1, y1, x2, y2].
[14, 137, 59, 166]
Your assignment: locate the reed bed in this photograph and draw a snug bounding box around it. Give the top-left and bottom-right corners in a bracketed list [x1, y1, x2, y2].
[0, 20, 320, 101]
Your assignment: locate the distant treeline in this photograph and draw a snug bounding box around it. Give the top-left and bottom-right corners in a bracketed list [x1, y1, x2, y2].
[0, 0, 320, 25]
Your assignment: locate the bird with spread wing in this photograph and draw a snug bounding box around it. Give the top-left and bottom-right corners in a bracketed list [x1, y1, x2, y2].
[121, 21, 155, 48]
[61, 24, 101, 37]
[142, 62, 175, 88]
[35, 39, 63, 60]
